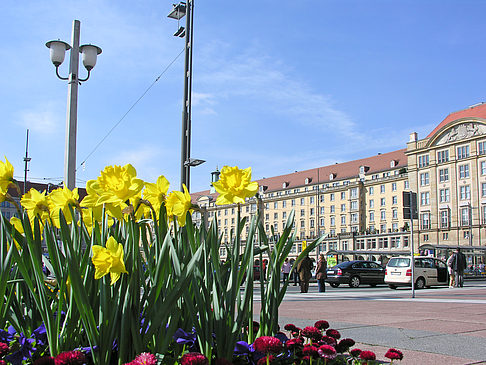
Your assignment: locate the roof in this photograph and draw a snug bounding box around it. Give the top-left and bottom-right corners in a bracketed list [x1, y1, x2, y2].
[427, 102, 486, 138]
[7, 181, 88, 200]
[191, 149, 407, 202]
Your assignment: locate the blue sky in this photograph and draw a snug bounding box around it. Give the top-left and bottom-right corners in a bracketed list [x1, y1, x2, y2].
[1, 0, 485, 194]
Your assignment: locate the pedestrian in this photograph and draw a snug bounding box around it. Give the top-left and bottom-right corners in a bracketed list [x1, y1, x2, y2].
[297, 255, 313, 293]
[282, 258, 291, 282]
[315, 253, 327, 292]
[452, 247, 466, 288]
[446, 251, 456, 288]
[290, 259, 299, 286]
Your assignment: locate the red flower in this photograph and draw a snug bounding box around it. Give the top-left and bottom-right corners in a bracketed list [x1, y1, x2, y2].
[253, 336, 283, 354]
[325, 329, 341, 340]
[301, 326, 322, 340]
[385, 348, 404, 361]
[335, 338, 355, 353]
[285, 338, 304, 350]
[317, 345, 337, 360]
[33, 357, 55, 365]
[302, 345, 319, 358]
[284, 324, 298, 332]
[132, 352, 157, 365]
[256, 355, 276, 365]
[314, 320, 330, 330]
[350, 348, 362, 357]
[55, 351, 86, 365]
[180, 352, 209, 365]
[359, 350, 376, 361]
[0, 361, 6, 365]
[0, 342, 9, 357]
[320, 336, 337, 346]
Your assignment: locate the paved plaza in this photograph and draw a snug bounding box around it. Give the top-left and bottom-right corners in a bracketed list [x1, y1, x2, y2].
[254, 281, 486, 364]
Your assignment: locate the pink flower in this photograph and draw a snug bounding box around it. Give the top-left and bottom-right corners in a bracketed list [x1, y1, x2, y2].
[314, 320, 330, 330]
[253, 336, 283, 354]
[0, 342, 9, 357]
[359, 350, 376, 361]
[54, 351, 86, 365]
[132, 352, 157, 365]
[325, 329, 341, 340]
[256, 355, 276, 365]
[320, 336, 337, 346]
[180, 352, 209, 365]
[318, 344, 337, 360]
[0, 361, 6, 365]
[302, 344, 319, 358]
[350, 348, 362, 357]
[385, 348, 404, 361]
[301, 326, 322, 340]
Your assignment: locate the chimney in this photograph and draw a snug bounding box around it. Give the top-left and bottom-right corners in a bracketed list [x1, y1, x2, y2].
[409, 132, 418, 142]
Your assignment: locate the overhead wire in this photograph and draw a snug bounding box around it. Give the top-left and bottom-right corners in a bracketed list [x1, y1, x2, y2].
[76, 48, 185, 172]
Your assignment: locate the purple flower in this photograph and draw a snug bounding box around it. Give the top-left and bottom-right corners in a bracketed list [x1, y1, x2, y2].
[274, 331, 288, 344]
[0, 326, 15, 343]
[234, 341, 253, 356]
[5, 332, 36, 365]
[33, 324, 47, 347]
[173, 328, 196, 346]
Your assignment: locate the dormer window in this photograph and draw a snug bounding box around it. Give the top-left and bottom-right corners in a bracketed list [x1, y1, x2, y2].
[329, 173, 336, 180]
[305, 177, 312, 184]
[390, 160, 398, 168]
[360, 165, 369, 174]
[282, 182, 289, 188]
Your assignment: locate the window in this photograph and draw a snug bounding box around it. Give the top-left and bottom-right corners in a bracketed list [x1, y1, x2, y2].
[482, 206, 486, 224]
[380, 185, 385, 193]
[274, 213, 278, 219]
[320, 207, 325, 214]
[310, 219, 315, 228]
[440, 210, 449, 228]
[392, 196, 398, 205]
[341, 215, 346, 225]
[420, 192, 430, 205]
[330, 193, 335, 201]
[330, 216, 335, 226]
[273, 202, 278, 209]
[392, 182, 397, 191]
[320, 195, 325, 203]
[341, 204, 346, 212]
[310, 197, 315, 204]
[351, 201, 358, 210]
[369, 187, 374, 195]
[420, 212, 430, 230]
[291, 199, 296, 206]
[341, 192, 346, 200]
[392, 209, 398, 219]
[330, 205, 335, 213]
[320, 218, 325, 226]
[439, 188, 450, 203]
[482, 161, 486, 175]
[460, 185, 471, 200]
[482, 183, 486, 197]
[380, 210, 386, 221]
[404, 180, 409, 189]
[300, 220, 305, 228]
[369, 199, 374, 208]
[310, 208, 315, 215]
[225, 209, 228, 215]
[438, 168, 449, 182]
[369, 211, 375, 221]
[457, 145, 470, 160]
[459, 164, 470, 179]
[282, 212, 287, 219]
[380, 198, 386, 206]
[351, 188, 358, 198]
[460, 207, 470, 226]
[420, 172, 429, 186]
[437, 149, 449, 163]
[479, 141, 486, 155]
[282, 201, 287, 208]
[300, 198, 305, 205]
[300, 209, 305, 217]
[442, 232, 449, 240]
[351, 213, 358, 223]
[418, 154, 429, 168]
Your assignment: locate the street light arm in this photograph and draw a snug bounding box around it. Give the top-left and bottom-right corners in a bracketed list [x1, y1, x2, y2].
[78, 69, 91, 83]
[55, 65, 69, 81]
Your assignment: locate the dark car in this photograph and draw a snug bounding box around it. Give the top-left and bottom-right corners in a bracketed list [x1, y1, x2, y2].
[325, 260, 385, 288]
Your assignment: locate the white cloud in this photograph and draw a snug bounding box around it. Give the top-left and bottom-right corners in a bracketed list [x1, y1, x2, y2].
[15, 103, 63, 135]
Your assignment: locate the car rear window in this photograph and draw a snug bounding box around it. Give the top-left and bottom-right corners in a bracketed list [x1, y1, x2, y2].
[387, 258, 410, 267]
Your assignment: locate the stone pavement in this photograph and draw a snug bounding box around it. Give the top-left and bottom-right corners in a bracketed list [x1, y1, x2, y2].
[254, 282, 486, 364]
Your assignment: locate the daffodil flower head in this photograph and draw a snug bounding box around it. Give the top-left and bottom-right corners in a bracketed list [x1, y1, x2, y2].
[0, 157, 15, 194]
[8, 216, 23, 251]
[212, 166, 259, 205]
[81, 206, 114, 235]
[166, 184, 193, 227]
[21, 188, 50, 225]
[143, 175, 170, 214]
[48, 187, 80, 228]
[91, 236, 128, 285]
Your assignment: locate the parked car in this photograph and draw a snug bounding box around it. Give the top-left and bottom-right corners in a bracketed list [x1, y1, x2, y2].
[325, 260, 385, 288]
[385, 256, 449, 289]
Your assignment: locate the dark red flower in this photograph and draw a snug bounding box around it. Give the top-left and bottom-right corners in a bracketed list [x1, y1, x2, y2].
[319, 336, 337, 346]
[302, 345, 319, 358]
[335, 338, 355, 353]
[350, 348, 362, 357]
[133, 352, 157, 365]
[54, 351, 86, 365]
[256, 355, 276, 365]
[359, 350, 376, 361]
[33, 357, 55, 365]
[301, 326, 322, 340]
[285, 338, 303, 350]
[284, 324, 298, 332]
[385, 348, 404, 361]
[180, 352, 209, 365]
[0, 342, 9, 357]
[0, 361, 6, 365]
[325, 329, 341, 340]
[253, 336, 283, 354]
[318, 344, 337, 360]
[314, 320, 330, 330]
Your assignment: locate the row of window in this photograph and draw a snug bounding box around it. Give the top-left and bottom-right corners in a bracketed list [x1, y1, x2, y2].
[418, 141, 486, 168]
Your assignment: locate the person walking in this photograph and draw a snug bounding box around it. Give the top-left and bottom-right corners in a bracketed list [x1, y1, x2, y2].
[282, 258, 291, 282]
[297, 255, 313, 293]
[446, 251, 456, 288]
[315, 253, 327, 292]
[452, 247, 466, 288]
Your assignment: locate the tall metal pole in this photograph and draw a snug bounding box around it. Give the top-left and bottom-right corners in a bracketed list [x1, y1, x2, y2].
[180, 1, 194, 191]
[410, 210, 415, 299]
[65, 20, 80, 190]
[23, 129, 31, 194]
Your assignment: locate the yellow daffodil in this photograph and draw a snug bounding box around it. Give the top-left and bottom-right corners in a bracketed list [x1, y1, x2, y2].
[0, 157, 15, 194]
[143, 175, 170, 215]
[130, 194, 152, 220]
[82, 164, 144, 220]
[166, 184, 193, 227]
[81, 206, 114, 235]
[8, 216, 23, 251]
[91, 236, 128, 285]
[48, 187, 80, 228]
[21, 188, 50, 225]
[212, 166, 259, 205]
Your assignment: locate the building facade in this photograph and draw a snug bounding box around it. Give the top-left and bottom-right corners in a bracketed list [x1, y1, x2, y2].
[191, 104, 486, 266]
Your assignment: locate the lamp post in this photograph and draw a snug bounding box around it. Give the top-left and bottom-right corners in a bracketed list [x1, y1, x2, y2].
[168, 1, 204, 192]
[46, 20, 102, 190]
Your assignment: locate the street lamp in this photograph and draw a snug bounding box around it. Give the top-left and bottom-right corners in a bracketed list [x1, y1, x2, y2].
[46, 20, 102, 190]
[168, 1, 204, 192]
